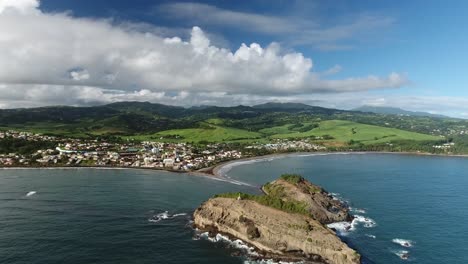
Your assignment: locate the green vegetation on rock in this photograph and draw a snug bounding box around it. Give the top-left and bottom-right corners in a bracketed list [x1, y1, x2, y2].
[280, 174, 304, 184]
[214, 191, 310, 216]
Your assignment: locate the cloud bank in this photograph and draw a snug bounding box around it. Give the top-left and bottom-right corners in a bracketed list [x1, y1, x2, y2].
[0, 0, 408, 109]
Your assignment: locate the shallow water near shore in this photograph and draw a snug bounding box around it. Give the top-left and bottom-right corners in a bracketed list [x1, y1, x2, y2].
[1, 153, 468, 263]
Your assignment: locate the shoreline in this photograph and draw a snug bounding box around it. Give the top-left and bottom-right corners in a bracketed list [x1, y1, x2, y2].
[207, 150, 468, 178]
[2, 151, 468, 180]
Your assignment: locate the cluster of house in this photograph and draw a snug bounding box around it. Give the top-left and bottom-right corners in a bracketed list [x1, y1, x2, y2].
[0, 130, 58, 141]
[432, 142, 456, 150]
[1, 130, 328, 169]
[1, 137, 243, 170]
[0, 153, 27, 166]
[246, 139, 326, 151]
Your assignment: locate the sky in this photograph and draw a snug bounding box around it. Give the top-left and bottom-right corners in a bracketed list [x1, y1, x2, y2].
[0, 0, 467, 117]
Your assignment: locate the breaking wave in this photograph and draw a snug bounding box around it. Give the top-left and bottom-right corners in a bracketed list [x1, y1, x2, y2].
[148, 211, 187, 223]
[327, 215, 376, 234]
[350, 207, 366, 214]
[244, 260, 304, 264]
[26, 191, 36, 197]
[196, 232, 302, 264]
[392, 238, 413, 248]
[393, 249, 410, 260]
[197, 232, 258, 255]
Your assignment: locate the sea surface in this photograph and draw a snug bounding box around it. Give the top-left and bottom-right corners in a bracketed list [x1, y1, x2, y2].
[1, 154, 467, 263]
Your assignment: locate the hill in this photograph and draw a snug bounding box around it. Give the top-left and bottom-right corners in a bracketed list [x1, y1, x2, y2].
[1, 101, 466, 150]
[268, 120, 440, 145]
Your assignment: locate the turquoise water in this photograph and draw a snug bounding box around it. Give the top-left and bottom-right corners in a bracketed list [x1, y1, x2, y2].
[1, 154, 468, 263]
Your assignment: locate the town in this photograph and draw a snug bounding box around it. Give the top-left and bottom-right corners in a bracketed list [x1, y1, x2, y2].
[0, 130, 326, 170]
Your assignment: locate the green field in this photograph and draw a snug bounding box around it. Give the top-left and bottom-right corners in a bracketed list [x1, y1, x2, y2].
[124, 123, 263, 143]
[124, 119, 441, 145]
[269, 120, 441, 144]
[259, 122, 317, 135]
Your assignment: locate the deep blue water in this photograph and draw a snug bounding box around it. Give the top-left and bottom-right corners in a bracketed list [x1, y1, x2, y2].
[1, 154, 467, 263]
[223, 153, 468, 264]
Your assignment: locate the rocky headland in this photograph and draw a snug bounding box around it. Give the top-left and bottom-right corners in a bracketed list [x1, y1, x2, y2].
[193, 174, 360, 264]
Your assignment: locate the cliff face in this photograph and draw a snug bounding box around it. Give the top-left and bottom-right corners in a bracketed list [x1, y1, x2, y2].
[194, 198, 360, 264]
[262, 177, 352, 224]
[193, 175, 360, 264]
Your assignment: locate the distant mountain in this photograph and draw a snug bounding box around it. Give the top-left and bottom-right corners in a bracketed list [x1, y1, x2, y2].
[0, 101, 460, 138]
[252, 102, 315, 110]
[353, 105, 447, 118]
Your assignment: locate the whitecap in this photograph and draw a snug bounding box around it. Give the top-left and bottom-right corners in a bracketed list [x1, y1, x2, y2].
[198, 231, 305, 263]
[148, 211, 187, 223]
[365, 234, 376, 239]
[198, 232, 258, 255]
[26, 191, 36, 197]
[353, 215, 376, 228]
[327, 215, 376, 234]
[327, 221, 354, 234]
[172, 213, 187, 217]
[394, 250, 410, 260]
[350, 207, 366, 214]
[244, 260, 303, 264]
[392, 238, 413, 248]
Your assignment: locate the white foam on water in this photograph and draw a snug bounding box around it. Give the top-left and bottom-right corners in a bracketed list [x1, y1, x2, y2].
[350, 207, 366, 214]
[198, 232, 305, 263]
[394, 249, 410, 260]
[392, 238, 413, 248]
[244, 260, 304, 264]
[353, 215, 376, 228]
[172, 213, 187, 217]
[198, 232, 260, 256]
[327, 215, 376, 234]
[148, 211, 187, 223]
[26, 191, 36, 197]
[365, 234, 376, 239]
[327, 221, 353, 234]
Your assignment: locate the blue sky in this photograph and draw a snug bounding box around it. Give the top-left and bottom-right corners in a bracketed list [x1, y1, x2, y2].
[0, 0, 467, 117]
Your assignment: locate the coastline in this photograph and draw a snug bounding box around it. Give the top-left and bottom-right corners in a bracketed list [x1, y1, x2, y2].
[206, 150, 468, 178]
[2, 151, 468, 180]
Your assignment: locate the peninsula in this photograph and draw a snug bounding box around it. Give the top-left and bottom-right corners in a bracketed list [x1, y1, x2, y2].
[193, 174, 361, 264]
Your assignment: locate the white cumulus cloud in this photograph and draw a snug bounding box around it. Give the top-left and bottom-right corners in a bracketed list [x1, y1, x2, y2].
[0, 0, 408, 108]
[0, 0, 38, 14]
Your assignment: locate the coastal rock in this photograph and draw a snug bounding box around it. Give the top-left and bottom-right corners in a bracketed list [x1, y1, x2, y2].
[193, 175, 360, 264]
[262, 175, 352, 224]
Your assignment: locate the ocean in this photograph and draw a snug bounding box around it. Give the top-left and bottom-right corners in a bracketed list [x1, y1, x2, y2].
[1, 153, 467, 263]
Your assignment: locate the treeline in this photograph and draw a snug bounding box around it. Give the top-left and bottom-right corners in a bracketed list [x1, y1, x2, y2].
[328, 139, 449, 154]
[0, 138, 57, 155]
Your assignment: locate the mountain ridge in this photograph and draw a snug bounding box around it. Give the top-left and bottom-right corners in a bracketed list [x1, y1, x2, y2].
[353, 105, 447, 118]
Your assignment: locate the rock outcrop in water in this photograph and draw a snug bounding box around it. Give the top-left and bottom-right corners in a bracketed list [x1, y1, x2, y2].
[193, 174, 360, 264]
